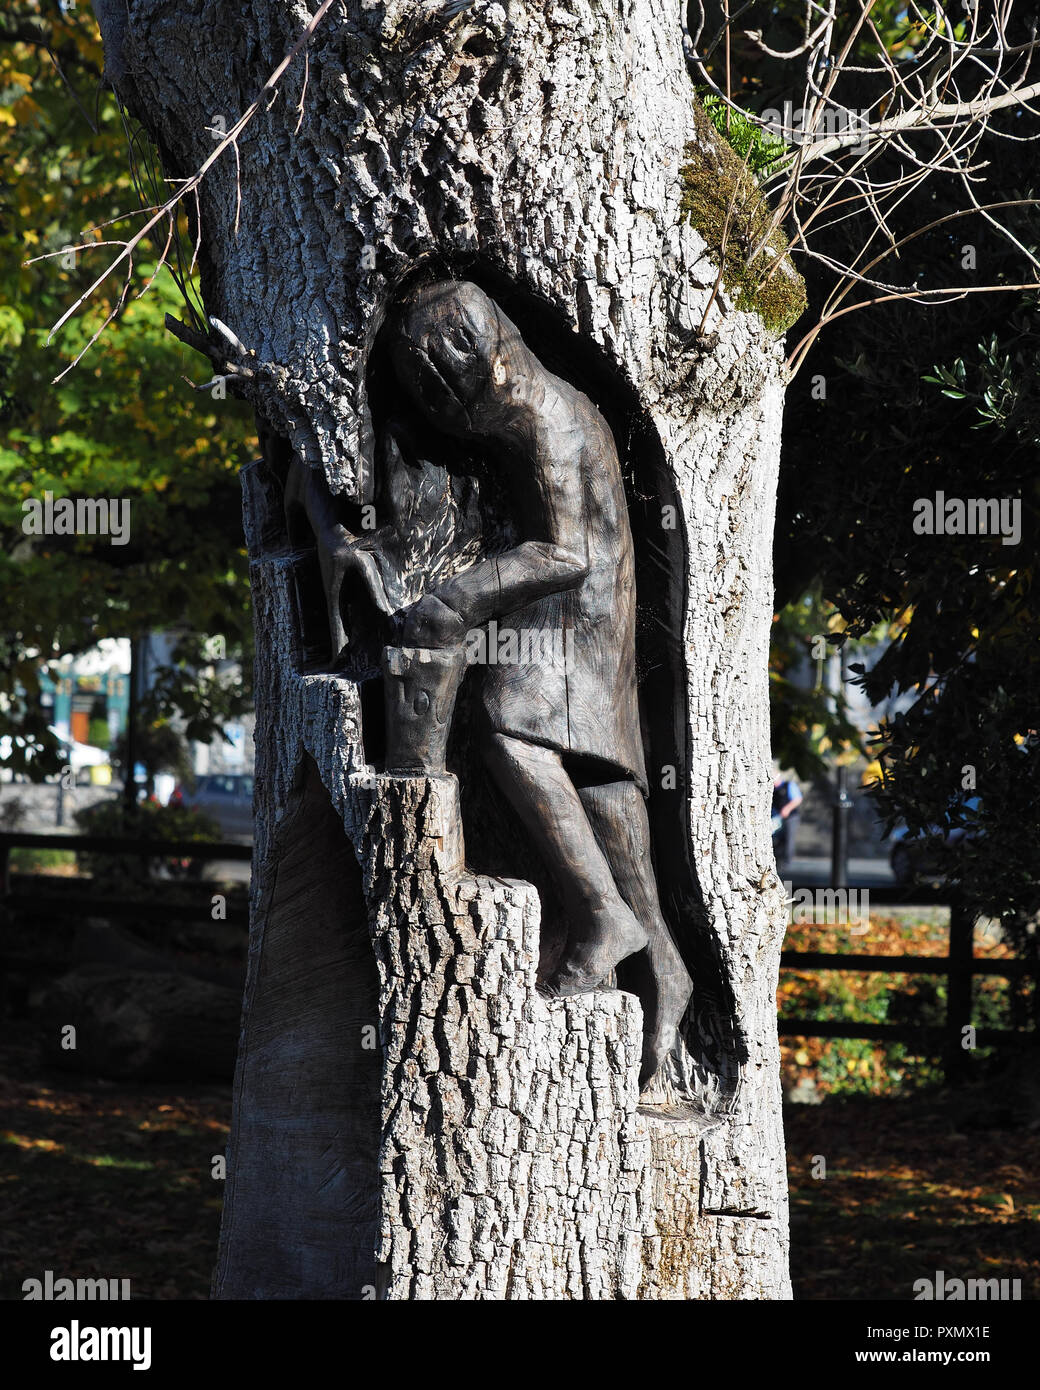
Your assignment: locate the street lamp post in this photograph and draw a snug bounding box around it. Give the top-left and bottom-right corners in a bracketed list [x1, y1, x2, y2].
[830, 650, 852, 888]
[831, 762, 851, 888]
[124, 638, 139, 821]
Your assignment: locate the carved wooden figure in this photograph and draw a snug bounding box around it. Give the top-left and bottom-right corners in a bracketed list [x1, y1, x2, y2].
[378, 280, 693, 1086]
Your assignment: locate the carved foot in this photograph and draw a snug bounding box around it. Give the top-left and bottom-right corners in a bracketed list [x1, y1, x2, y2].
[636, 933, 694, 1091]
[545, 904, 647, 996]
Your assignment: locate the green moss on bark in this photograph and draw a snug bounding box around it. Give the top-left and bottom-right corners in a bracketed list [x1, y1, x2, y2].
[680, 100, 807, 337]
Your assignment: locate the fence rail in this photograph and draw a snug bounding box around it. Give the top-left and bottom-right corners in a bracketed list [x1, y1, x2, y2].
[778, 889, 1037, 1083]
[0, 829, 251, 867]
[0, 833, 252, 979]
[2, 844, 1035, 1083]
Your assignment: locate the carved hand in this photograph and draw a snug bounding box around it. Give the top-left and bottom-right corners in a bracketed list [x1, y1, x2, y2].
[396, 592, 468, 648]
[327, 530, 395, 617]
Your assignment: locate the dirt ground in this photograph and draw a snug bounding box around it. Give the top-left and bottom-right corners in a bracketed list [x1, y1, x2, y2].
[2, 1017, 1037, 1300]
[0, 1018, 227, 1301]
[785, 1087, 1040, 1300]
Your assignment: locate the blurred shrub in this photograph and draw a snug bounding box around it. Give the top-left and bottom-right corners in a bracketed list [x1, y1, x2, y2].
[75, 797, 220, 894]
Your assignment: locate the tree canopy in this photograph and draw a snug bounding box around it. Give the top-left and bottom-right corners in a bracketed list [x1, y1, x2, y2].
[772, 121, 1039, 928]
[1, 1, 255, 779]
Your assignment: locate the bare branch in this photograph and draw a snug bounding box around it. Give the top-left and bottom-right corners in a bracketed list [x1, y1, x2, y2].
[41, 0, 338, 379]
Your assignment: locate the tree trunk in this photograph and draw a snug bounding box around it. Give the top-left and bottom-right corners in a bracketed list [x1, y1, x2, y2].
[94, 0, 796, 1300]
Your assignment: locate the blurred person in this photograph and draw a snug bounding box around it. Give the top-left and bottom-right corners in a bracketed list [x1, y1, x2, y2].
[772, 764, 803, 870]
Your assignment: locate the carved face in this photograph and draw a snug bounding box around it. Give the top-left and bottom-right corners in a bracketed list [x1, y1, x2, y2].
[391, 282, 509, 439]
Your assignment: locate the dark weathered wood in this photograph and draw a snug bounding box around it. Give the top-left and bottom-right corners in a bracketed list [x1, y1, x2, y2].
[3, 891, 246, 925]
[945, 903, 977, 1084]
[284, 280, 697, 1088]
[381, 645, 466, 775]
[786, 881, 954, 906]
[778, 1019, 1028, 1046]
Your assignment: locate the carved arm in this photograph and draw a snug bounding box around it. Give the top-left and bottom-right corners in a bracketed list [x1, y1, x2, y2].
[433, 541, 590, 627]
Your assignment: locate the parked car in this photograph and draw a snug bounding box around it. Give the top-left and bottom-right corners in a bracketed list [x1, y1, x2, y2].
[177, 773, 254, 841]
[888, 796, 982, 885]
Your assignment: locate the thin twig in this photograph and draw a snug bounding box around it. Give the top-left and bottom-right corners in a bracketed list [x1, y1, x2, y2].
[41, 0, 338, 380]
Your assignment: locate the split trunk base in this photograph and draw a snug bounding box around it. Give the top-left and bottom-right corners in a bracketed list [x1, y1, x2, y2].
[215, 766, 783, 1299]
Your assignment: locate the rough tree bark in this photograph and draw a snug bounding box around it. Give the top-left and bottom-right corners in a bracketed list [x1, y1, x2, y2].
[93, 0, 798, 1299]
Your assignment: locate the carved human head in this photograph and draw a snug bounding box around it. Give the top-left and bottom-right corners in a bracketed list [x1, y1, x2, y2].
[390, 280, 519, 438]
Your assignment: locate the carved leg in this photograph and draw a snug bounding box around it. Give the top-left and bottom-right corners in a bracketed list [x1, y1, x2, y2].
[316, 541, 349, 663]
[576, 778, 694, 1088]
[482, 732, 647, 992]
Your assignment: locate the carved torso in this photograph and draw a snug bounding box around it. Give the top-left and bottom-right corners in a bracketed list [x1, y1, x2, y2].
[476, 386, 647, 792]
